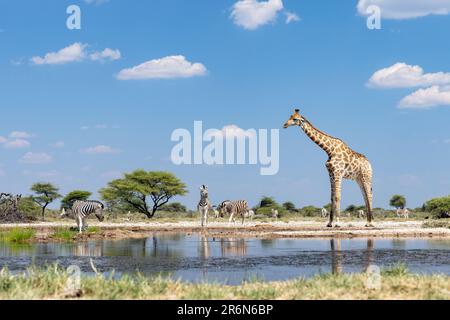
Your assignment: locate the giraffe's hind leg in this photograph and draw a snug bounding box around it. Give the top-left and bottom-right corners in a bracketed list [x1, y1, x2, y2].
[357, 177, 374, 227]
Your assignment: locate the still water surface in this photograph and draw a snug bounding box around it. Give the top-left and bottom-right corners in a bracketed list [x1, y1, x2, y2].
[1, 234, 450, 284]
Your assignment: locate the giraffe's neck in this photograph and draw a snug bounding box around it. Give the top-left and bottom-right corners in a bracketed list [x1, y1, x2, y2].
[299, 118, 341, 157]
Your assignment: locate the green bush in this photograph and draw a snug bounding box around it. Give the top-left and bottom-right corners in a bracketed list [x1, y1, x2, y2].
[424, 196, 450, 218]
[259, 196, 278, 208]
[297, 206, 321, 217]
[17, 196, 40, 216]
[160, 202, 187, 213]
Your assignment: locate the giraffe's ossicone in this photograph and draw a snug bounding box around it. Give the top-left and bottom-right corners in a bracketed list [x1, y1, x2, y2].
[283, 109, 374, 228]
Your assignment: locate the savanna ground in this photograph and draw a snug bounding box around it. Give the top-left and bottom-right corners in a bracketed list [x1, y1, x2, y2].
[1, 211, 450, 242]
[0, 265, 449, 300]
[1, 212, 450, 300]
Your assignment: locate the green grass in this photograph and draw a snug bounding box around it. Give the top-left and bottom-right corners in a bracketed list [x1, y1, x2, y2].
[0, 228, 36, 244]
[0, 265, 449, 300]
[52, 228, 77, 242]
[87, 226, 100, 233]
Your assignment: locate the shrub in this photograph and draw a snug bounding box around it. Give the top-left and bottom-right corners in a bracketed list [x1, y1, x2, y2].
[424, 196, 450, 218]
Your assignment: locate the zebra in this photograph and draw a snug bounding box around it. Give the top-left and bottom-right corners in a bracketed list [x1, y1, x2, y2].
[358, 209, 366, 219]
[271, 208, 279, 219]
[321, 208, 329, 218]
[72, 200, 105, 234]
[245, 209, 255, 221]
[212, 206, 220, 219]
[197, 185, 212, 227]
[218, 200, 249, 224]
[396, 208, 409, 219]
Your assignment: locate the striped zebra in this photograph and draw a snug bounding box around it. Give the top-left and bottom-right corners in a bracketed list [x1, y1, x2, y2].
[358, 209, 366, 219]
[218, 200, 249, 224]
[197, 185, 212, 227]
[72, 200, 105, 234]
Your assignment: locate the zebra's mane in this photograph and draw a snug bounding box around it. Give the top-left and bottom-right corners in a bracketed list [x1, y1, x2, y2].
[76, 200, 104, 209]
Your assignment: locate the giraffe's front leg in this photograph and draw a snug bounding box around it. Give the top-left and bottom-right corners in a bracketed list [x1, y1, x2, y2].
[328, 172, 342, 228]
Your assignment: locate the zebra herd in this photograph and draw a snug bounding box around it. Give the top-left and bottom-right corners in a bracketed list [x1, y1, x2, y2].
[321, 207, 411, 220]
[59, 187, 412, 232]
[197, 185, 256, 227]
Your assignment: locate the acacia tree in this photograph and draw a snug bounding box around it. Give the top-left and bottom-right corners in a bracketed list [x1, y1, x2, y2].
[390, 195, 407, 210]
[61, 190, 92, 210]
[30, 183, 61, 220]
[282, 202, 296, 212]
[100, 170, 188, 218]
[260, 196, 278, 208]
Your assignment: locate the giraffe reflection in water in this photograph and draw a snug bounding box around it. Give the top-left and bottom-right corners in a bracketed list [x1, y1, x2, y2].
[330, 238, 374, 275]
[71, 242, 103, 257]
[220, 238, 248, 257]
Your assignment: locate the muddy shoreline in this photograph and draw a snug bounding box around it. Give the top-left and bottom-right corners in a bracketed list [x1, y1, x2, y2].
[1, 220, 450, 242]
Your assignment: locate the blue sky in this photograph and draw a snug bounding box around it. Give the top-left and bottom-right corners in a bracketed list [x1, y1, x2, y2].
[1, 0, 450, 210]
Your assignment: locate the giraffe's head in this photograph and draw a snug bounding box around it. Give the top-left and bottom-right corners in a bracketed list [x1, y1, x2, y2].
[283, 109, 304, 129]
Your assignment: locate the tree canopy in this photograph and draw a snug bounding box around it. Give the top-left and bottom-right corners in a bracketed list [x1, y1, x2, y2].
[61, 190, 92, 210]
[260, 196, 278, 208]
[99, 170, 188, 218]
[424, 196, 450, 218]
[30, 182, 61, 219]
[390, 195, 407, 209]
[282, 201, 296, 212]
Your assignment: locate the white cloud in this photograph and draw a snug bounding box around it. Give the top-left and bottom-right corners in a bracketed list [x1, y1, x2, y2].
[90, 48, 121, 62]
[0, 136, 7, 144]
[357, 0, 450, 20]
[80, 126, 89, 130]
[81, 145, 121, 154]
[9, 131, 33, 139]
[51, 141, 65, 148]
[31, 43, 120, 65]
[231, 0, 284, 30]
[369, 63, 450, 109]
[399, 85, 450, 109]
[116, 55, 207, 80]
[4, 139, 30, 149]
[31, 43, 87, 65]
[20, 152, 52, 164]
[211, 125, 257, 139]
[368, 63, 450, 89]
[285, 11, 300, 24]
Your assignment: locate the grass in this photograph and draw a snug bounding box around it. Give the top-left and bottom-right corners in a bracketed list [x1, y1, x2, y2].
[0, 264, 449, 300]
[87, 226, 100, 233]
[423, 219, 450, 229]
[52, 228, 77, 242]
[0, 228, 36, 244]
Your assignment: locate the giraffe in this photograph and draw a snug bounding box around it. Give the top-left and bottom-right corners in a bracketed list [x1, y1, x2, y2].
[283, 109, 374, 228]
